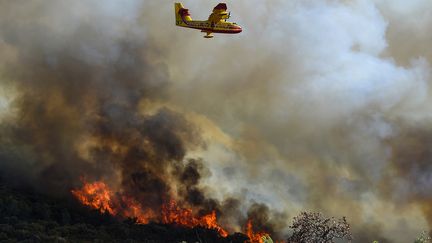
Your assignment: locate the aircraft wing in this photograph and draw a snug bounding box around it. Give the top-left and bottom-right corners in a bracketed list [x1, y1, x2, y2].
[208, 3, 229, 23]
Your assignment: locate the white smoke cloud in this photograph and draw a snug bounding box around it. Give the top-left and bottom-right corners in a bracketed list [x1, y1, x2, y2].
[155, 0, 432, 241]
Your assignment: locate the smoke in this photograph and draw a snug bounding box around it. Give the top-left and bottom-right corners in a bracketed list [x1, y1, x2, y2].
[0, 0, 286, 237]
[1, 0, 432, 242]
[160, 0, 432, 241]
[0, 0, 169, 190]
[383, 125, 432, 226]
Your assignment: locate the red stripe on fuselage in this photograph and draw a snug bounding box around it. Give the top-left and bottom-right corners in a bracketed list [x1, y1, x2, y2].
[199, 27, 242, 34]
[181, 25, 242, 34]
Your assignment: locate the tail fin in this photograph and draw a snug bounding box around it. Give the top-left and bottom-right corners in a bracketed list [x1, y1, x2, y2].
[175, 2, 192, 26]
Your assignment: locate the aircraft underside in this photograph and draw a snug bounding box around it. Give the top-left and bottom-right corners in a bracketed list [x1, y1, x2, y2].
[181, 22, 241, 38]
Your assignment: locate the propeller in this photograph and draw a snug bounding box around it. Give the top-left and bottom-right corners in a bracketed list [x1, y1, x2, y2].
[228, 12, 231, 19]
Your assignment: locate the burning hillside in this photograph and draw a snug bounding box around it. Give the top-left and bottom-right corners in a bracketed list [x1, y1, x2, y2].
[0, 179, 253, 242]
[71, 180, 271, 242]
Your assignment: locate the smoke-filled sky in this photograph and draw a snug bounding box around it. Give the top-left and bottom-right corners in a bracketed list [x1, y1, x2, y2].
[1, 0, 432, 242]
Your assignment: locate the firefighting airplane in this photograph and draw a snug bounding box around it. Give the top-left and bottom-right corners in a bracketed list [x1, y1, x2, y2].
[175, 2, 242, 38]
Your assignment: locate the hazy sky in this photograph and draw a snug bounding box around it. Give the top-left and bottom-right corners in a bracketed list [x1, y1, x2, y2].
[1, 0, 432, 242]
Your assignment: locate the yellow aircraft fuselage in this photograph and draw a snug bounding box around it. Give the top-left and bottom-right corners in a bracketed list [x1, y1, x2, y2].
[175, 3, 242, 38]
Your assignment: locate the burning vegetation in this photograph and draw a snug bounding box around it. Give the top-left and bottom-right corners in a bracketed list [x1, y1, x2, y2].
[70, 180, 357, 243]
[71, 180, 272, 242]
[246, 220, 272, 243]
[71, 180, 155, 224]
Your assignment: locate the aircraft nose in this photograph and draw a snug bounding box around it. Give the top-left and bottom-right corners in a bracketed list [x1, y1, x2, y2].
[236, 25, 242, 33]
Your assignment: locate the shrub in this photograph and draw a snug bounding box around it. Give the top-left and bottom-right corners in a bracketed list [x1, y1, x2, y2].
[287, 211, 352, 243]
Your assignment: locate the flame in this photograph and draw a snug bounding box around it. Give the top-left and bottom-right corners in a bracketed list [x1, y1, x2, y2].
[201, 211, 228, 237]
[246, 220, 270, 243]
[72, 181, 228, 237]
[71, 180, 155, 224]
[72, 181, 277, 241]
[120, 195, 156, 224]
[162, 200, 229, 237]
[71, 181, 116, 215]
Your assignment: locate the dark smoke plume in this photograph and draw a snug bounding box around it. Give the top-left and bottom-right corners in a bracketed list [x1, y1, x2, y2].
[0, 0, 207, 215]
[384, 125, 432, 228]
